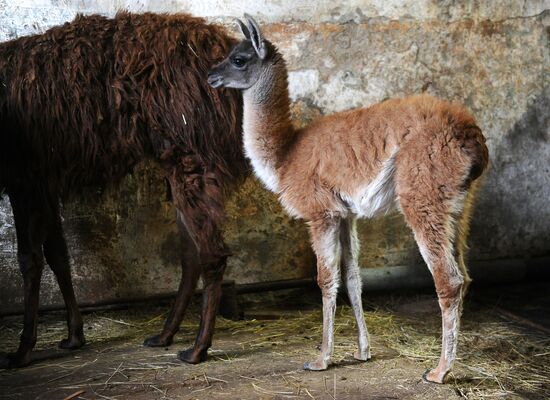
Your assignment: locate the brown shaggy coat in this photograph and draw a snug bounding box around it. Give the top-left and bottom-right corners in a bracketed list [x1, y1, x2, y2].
[0, 12, 245, 193]
[0, 12, 248, 369]
[278, 95, 488, 220]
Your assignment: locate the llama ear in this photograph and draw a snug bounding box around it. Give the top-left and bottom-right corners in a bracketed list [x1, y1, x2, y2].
[235, 18, 251, 40]
[244, 13, 267, 59]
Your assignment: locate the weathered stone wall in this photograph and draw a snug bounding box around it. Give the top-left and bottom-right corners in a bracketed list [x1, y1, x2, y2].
[1, 0, 549, 312]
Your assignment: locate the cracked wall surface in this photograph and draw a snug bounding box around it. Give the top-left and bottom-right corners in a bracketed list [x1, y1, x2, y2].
[0, 0, 549, 311]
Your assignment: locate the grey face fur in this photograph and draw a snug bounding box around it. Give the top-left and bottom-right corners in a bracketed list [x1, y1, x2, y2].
[207, 14, 268, 90]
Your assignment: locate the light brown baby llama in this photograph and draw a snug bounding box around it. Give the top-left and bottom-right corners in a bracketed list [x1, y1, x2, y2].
[208, 14, 489, 384]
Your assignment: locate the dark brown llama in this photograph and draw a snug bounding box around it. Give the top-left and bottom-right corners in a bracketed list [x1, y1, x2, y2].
[0, 12, 248, 368]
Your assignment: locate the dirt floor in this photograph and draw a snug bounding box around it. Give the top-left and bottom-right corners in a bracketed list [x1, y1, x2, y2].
[0, 283, 549, 400]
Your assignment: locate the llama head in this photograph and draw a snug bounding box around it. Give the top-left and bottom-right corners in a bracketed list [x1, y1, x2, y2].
[208, 14, 276, 90]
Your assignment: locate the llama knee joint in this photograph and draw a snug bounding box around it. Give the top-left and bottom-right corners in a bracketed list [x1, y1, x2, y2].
[436, 276, 465, 301]
[317, 267, 339, 295]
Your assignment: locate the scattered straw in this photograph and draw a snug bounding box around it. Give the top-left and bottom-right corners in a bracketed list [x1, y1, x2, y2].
[63, 389, 85, 400]
[1, 296, 548, 399]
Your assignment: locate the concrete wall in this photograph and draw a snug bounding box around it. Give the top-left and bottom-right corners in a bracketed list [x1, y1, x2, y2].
[1, 0, 549, 312]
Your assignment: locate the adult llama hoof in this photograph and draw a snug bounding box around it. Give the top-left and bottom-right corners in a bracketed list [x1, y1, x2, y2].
[178, 348, 208, 364]
[58, 333, 86, 350]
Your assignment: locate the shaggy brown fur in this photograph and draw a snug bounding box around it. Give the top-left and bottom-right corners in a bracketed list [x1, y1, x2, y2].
[0, 12, 248, 368]
[209, 15, 489, 384]
[278, 95, 488, 220]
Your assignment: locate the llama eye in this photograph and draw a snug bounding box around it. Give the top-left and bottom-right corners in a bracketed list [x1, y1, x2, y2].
[231, 57, 245, 67]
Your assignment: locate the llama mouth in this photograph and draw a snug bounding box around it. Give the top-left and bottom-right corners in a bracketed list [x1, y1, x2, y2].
[207, 75, 224, 88]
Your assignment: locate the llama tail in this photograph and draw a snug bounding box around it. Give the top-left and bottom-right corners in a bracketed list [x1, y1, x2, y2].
[457, 122, 488, 291]
[463, 124, 489, 185]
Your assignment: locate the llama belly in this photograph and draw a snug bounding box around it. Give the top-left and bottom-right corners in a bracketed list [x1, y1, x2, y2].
[340, 150, 398, 218]
[340, 184, 396, 218]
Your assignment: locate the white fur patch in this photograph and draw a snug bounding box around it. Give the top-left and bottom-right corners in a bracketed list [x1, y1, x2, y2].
[341, 150, 398, 218]
[242, 91, 280, 193]
[246, 146, 279, 192]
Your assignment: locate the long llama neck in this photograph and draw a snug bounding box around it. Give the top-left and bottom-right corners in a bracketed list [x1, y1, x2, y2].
[241, 56, 294, 193]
